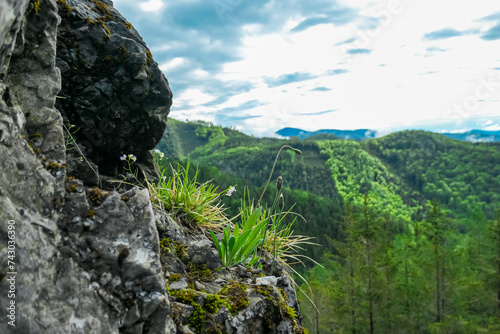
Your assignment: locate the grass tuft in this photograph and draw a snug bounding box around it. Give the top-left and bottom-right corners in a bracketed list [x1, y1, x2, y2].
[147, 161, 230, 230]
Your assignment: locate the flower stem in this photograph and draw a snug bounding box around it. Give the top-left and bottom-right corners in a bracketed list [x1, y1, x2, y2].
[270, 205, 284, 275]
[260, 187, 282, 258]
[257, 145, 299, 207]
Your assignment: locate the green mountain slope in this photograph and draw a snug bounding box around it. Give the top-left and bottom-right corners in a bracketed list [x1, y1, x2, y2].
[365, 130, 500, 218]
[318, 139, 417, 225]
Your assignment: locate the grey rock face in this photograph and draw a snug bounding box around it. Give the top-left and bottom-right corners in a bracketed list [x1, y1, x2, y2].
[55, 0, 173, 174]
[59, 186, 172, 333]
[187, 237, 223, 271]
[0, 0, 29, 75]
[0, 0, 115, 330]
[256, 276, 278, 286]
[169, 278, 189, 290]
[7, 0, 65, 163]
[0, 1, 173, 333]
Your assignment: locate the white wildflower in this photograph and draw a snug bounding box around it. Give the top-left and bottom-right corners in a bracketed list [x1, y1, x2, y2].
[226, 186, 236, 197]
[128, 154, 137, 162]
[120, 154, 127, 161]
[154, 149, 165, 158]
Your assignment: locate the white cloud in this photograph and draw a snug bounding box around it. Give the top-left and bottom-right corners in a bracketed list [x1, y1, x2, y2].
[466, 135, 494, 142]
[175, 88, 215, 106]
[484, 123, 500, 131]
[444, 129, 470, 134]
[138, 0, 164, 12]
[159, 57, 187, 72]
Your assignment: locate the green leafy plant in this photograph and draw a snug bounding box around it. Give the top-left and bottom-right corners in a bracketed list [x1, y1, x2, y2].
[239, 187, 319, 271]
[210, 207, 267, 267]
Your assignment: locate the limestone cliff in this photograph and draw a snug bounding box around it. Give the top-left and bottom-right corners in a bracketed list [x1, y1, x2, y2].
[0, 1, 305, 333]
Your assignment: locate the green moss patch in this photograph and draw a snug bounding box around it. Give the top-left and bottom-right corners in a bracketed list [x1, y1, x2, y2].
[56, 0, 73, 12]
[167, 287, 231, 334]
[31, 0, 40, 13]
[220, 281, 249, 316]
[186, 263, 213, 282]
[146, 49, 153, 65]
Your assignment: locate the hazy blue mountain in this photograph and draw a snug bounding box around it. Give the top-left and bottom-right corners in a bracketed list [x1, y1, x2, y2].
[276, 127, 500, 142]
[276, 127, 376, 140]
[441, 130, 500, 142]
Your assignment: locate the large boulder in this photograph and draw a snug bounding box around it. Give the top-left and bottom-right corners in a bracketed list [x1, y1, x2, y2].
[55, 0, 173, 174]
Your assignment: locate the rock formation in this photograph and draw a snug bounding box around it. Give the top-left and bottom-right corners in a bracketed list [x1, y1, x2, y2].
[55, 0, 173, 174]
[0, 0, 305, 333]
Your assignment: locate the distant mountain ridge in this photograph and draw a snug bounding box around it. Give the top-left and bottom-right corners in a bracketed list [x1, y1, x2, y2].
[276, 127, 376, 140]
[276, 127, 500, 142]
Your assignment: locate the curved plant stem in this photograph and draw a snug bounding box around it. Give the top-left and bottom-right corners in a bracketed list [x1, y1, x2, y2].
[257, 145, 299, 207]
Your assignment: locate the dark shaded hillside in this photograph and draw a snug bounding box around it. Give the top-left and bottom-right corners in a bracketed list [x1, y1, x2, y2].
[365, 130, 500, 218]
[190, 141, 338, 199]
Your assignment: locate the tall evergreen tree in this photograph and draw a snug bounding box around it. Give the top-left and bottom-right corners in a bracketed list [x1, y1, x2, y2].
[421, 200, 450, 323]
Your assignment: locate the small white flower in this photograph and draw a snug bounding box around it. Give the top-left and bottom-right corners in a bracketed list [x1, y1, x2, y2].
[120, 154, 127, 161]
[226, 186, 236, 197]
[128, 154, 137, 162]
[154, 149, 161, 154]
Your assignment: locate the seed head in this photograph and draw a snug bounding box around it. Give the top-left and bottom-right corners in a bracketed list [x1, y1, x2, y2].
[276, 176, 283, 191]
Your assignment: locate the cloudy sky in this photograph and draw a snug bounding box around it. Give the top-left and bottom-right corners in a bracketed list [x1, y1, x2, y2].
[113, 0, 500, 136]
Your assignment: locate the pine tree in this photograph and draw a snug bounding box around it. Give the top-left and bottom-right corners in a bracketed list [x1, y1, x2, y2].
[489, 209, 500, 315]
[421, 200, 449, 323]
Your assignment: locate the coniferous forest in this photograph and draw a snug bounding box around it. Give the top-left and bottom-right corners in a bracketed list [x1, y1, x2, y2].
[157, 118, 500, 333]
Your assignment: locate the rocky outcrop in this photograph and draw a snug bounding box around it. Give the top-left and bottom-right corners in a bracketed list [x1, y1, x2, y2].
[55, 0, 173, 174]
[0, 0, 173, 332]
[157, 214, 305, 334]
[0, 1, 304, 333]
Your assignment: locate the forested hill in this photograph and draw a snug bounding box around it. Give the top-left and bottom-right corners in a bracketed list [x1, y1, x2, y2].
[365, 130, 500, 218]
[157, 119, 499, 221]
